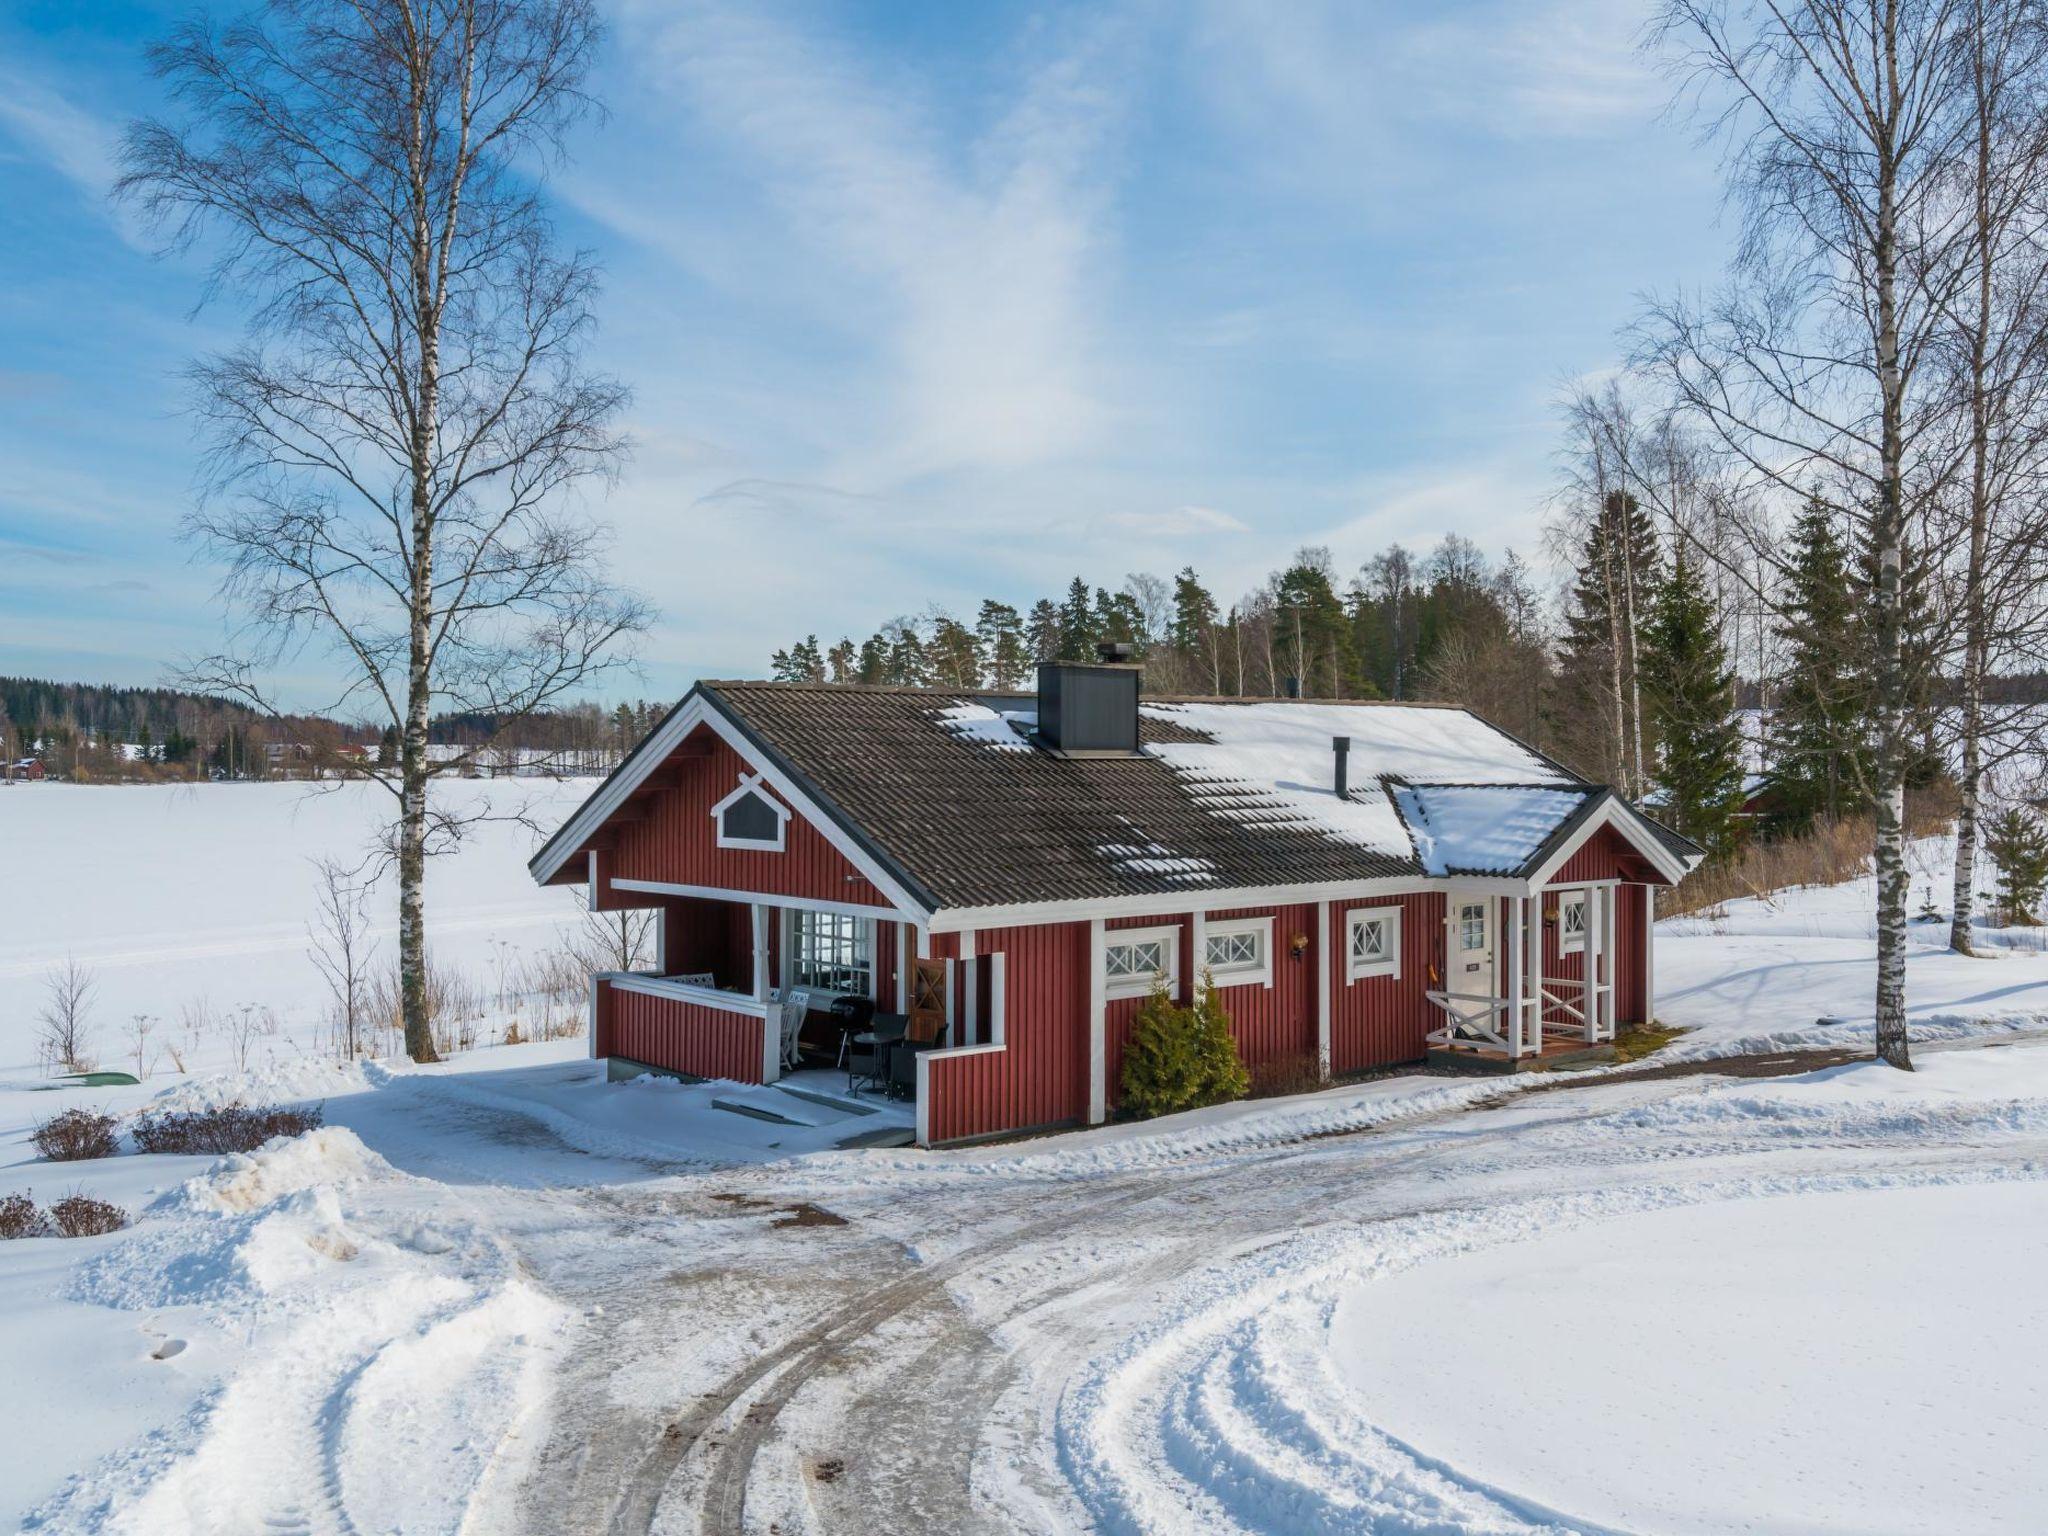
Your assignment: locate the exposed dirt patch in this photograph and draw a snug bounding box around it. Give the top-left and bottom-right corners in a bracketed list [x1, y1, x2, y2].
[810, 1456, 845, 1484]
[709, 1193, 773, 1212]
[771, 1202, 848, 1230]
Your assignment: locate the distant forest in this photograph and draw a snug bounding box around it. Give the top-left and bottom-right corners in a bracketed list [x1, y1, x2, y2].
[0, 677, 671, 783]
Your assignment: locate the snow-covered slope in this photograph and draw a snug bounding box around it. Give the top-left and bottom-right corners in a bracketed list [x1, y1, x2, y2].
[1658, 831, 2048, 1056]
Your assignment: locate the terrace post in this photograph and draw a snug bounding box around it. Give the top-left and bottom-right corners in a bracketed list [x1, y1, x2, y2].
[1525, 891, 1542, 1053]
[1506, 895, 1524, 1060]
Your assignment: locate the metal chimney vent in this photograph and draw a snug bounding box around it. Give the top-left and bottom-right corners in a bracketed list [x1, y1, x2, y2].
[1333, 736, 1352, 799]
[1035, 660, 1141, 757]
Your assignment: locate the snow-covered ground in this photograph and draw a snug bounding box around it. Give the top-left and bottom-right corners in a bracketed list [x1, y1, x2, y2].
[0, 780, 595, 1075]
[1660, 831, 2048, 1057]
[4, 809, 2048, 1532]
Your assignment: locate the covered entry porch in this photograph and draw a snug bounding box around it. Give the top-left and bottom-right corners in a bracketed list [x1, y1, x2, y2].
[1426, 880, 1646, 1070]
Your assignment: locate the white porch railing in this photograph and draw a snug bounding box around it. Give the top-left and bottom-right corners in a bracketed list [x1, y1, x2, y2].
[1426, 885, 1620, 1059]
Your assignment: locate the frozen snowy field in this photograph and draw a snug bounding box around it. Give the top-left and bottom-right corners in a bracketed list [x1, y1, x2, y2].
[0, 780, 595, 1075]
[2, 807, 2047, 1532]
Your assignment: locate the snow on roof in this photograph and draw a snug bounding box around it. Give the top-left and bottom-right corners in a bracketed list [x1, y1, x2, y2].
[1138, 701, 1573, 859]
[1393, 783, 1590, 876]
[933, 703, 1032, 751]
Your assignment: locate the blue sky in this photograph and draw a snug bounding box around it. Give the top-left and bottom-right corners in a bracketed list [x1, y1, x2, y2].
[0, 0, 1730, 707]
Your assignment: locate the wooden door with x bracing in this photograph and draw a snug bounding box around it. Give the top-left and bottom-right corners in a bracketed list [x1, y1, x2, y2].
[907, 957, 948, 1044]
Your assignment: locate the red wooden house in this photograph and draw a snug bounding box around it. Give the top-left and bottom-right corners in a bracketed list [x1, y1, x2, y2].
[530, 659, 1703, 1146]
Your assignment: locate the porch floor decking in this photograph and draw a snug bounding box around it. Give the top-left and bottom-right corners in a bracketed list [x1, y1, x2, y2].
[1427, 1032, 1619, 1075]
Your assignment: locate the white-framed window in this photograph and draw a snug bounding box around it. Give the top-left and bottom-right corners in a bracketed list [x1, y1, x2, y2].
[1104, 924, 1180, 1000]
[1458, 901, 1488, 952]
[786, 910, 870, 995]
[1558, 890, 1588, 954]
[711, 772, 790, 851]
[1203, 915, 1273, 989]
[1347, 906, 1401, 981]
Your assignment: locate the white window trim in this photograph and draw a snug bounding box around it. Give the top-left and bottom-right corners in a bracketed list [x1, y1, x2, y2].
[1103, 923, 1181, 1001]
[1202, 915, 1273, 989]
[781, 907, 873, 999]
[1346, 905, 1402, 983]
[710, 771, 791, 852]
[1558, 890, 1588, 954]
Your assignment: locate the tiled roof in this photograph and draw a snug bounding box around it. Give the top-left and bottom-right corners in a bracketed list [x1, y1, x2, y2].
[700, 683, 1685, 912]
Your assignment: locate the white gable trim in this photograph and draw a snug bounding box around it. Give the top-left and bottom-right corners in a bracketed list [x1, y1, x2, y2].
[529, 690, 932, 921]
[1527, 797, 1693, 890]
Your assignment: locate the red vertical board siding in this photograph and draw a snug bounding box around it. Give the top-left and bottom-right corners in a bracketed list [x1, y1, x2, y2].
[923, 920, 1090, 1143]
[1328, 892, 1443, 1074]
[1617, 885, 1647, 1025]
[604, 987, 765, 1084]
[604, 728, 891, 906]
[1201, 904, 1318, 1073]
[1548, 825, 1663, 886]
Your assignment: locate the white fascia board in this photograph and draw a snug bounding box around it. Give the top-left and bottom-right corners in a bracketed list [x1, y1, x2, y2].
[531, 690, 933, 923]
[1526, 798, 1690, 890]
[925, 874, 1439, 933]
[608, 878, 900, 922]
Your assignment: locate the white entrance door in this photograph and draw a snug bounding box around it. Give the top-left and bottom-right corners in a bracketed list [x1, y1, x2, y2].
[1451, 898, 1493, 991]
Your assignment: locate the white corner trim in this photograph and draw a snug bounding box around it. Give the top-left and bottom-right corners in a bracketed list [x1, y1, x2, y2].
[1345, 904, 1402, 983]
[711, 771, 791, 852]
[1200, 914, 1274, 990]
[1314, 898, 1331, 1076]
[1087, 918, 1107, 1126]
[1102, 922, 1182, 1001]
[608, 878, 901, 922]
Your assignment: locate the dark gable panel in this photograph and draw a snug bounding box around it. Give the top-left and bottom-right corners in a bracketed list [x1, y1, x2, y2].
[720, 790, 781, 843]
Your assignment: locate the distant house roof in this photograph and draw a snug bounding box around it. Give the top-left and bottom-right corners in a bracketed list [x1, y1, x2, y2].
[534, 682, 1703, 917]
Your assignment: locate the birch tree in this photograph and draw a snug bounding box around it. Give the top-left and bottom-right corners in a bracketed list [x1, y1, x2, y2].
[1640, 0, 1980, 1068]
[1939, 0, 2048, 953]
[121, 0, 647, 1062]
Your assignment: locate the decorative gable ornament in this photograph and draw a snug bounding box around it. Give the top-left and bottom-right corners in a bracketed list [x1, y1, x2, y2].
[711, 772, 792, 852]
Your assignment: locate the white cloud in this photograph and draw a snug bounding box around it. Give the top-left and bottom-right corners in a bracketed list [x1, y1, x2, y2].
[1106, 504, 1250, 536]
[607, 0, 1141, 485]
[0, 65, 143, 246]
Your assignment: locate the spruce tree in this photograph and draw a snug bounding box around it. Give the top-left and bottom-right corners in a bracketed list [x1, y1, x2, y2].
[1057, 578, 1098, 660]
[1767, 497, 1870, 830]
[926, 616, 982, 687]
[1643, 546, 1746, 855]
[1556, 493, 1661, 794]
[1025, 600, 1062, 664]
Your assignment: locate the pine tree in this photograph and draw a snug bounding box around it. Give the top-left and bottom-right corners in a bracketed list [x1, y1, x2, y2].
[975, 601, 1029, 689]
[769, 635, 825, 682]
[1643, 547, 1746, 855]
[1767, 496, 1871, 830]
[855, 634, 890, 685]
[1273, 551, 1351, 697]
[926, 615, 982, 687]
[826, 638, 856, 684]
[1094, 586, 1144, 651]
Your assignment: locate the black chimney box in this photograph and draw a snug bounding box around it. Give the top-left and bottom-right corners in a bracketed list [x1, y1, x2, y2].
[1035, 659, 1140, 757]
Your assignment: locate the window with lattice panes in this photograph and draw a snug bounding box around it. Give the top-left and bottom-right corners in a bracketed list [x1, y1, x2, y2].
[1202, 916, 1271, 987]
[786, 911, 870, 996]
[1559, 891, 1588, 953]
[1347, 906, 1400, 981]
[1104, 926, 1178, 999]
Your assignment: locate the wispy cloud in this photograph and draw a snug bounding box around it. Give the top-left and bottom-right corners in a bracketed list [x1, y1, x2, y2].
[0, 64, 141, 245]
[605, 0, 1144, 485]
[1107, 504, 1250, 536]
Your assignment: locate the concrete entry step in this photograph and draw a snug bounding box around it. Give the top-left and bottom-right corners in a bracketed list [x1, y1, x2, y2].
[710, 1096, 806, 1125]
[833, 1126, 918, 1150]
[772, 1081, 879, 1116]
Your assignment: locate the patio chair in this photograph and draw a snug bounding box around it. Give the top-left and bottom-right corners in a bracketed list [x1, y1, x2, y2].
[885, 1010, 947, 1101]
[778, 988, 812, 1071]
